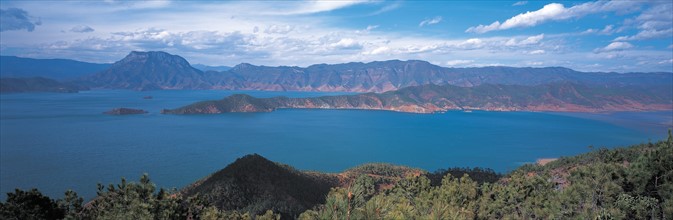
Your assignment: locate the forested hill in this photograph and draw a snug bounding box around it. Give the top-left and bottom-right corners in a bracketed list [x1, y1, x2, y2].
[1, 132, 671, 219]
[162, 82, 673, 114]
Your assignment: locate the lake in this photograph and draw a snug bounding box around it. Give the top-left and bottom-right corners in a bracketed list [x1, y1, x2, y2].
[1, 90, 671, 200]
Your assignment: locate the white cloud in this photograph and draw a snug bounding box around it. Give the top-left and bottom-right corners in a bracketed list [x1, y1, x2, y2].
[268, 1, 367, 15]
[365, 25, 378, 31]
[615, 28, 673, 41]
[445, 59, 474, 66]
[582, 25, 615, 35]
[369, 2, 400, 16]
[466, 1, 641, 33]
[264, 25, 294, 34]
[658, 59, 673, 64]
[364, 46, 390, 55]
[519, 34, 544, 45]
[330, 38, 362, 49]
[529, 50, 545, 54]
[419, 16, 442, 27]
[70, 25, 94, 33]
[595, 41, 634, 53]
[513, 1, 527, 6]
[526, 61, 543, 66]
[356, 25, 379, 34]
[458, 38, 484, 49]
[615, 2, 672, 41]
[505, 34, 544, 46]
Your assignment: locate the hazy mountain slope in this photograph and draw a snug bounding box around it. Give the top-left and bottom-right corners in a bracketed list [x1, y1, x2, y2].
[0, 77, 88, 93]
[191, 64, 232, 72]
[0, 56, 109, 80]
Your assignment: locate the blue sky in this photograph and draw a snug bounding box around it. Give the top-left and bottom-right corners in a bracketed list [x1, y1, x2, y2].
[0, 0, 671, 72]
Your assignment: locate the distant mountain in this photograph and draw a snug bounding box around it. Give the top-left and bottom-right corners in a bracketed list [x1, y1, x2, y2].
[191, 64, 232, 72]
[217, 62, 673, 92]
[80, 51, 672, 92]
[162, 82, 673, 114]
[0, 77, 88, 93]
[82, 51, 212, 91]
[0, 56, 109, 80]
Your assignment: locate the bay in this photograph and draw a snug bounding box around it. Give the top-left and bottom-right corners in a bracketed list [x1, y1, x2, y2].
[0, 90, 670, 200]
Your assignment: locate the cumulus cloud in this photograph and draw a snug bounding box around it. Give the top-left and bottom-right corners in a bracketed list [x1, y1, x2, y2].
[466, 1, 641, 33]
[594, 41, 633, 53]
[0, 8, 41, 32]
[70, 25, 94, 33]
[512, 1, 528, 6]
[419, 16, 442, 27]
[529, 50, 545, 54]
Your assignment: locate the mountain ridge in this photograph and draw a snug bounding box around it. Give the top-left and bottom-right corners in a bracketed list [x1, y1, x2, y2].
[162, 82, 673, 114]
[3, 51, 672, 93]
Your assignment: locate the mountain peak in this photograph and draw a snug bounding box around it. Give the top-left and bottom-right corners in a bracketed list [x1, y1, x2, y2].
[119, 51, 192, 66]
[86, 51, 206, 90]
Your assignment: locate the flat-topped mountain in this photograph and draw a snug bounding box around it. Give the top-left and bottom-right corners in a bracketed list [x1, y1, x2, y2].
[83, 51, 211, 91]
[162, 82, 673, 114]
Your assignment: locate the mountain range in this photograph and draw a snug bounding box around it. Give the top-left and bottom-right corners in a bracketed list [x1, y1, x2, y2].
[2, 51, 671, 93]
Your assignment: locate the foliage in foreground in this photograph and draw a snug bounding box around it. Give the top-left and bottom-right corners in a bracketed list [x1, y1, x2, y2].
[299, 131, 673, 219]
[1, 131, 671, 219]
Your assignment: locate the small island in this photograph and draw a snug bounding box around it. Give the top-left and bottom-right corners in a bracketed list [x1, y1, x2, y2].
[104, 108, 148, 115]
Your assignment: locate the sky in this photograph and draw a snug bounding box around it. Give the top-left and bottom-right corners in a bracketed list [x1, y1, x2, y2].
[0, 0, 672, 72]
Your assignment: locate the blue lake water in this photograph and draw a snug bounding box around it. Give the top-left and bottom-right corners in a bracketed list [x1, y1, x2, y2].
[1, 90, 671, 200]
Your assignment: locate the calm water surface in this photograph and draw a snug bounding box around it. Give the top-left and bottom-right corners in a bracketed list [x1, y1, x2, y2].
[1, 90, 670, 200]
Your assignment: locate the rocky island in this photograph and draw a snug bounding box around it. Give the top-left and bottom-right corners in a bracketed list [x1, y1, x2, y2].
[161, 82, 673, 114]
[104, 108, 148, 115]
